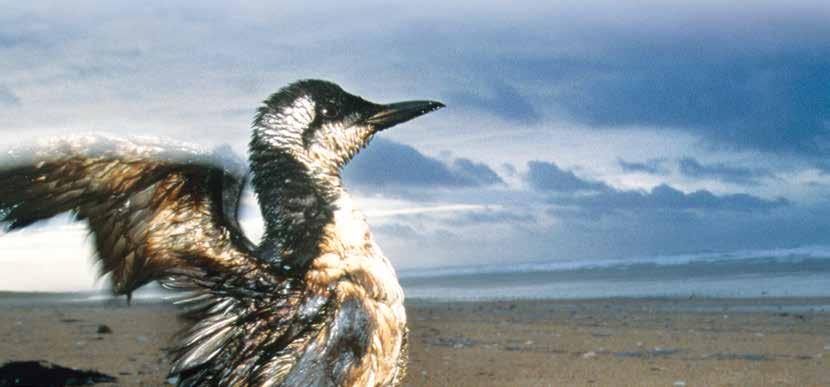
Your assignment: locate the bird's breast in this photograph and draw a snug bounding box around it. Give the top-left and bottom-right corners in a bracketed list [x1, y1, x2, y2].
[324, 195, 374, 253]
[307, 245, 405, 309]
[312, 195, 403, 300]
[303, 242, 407, 386]
[298, 194, 407, 385]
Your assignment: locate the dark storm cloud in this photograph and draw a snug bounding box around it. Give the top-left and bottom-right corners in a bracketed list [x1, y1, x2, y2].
[526, 161, 609, 193]
[5, 1, 826, 159]
[618, 158, 668, 174]
[548, 47, 830, 155]
[678, 157, 772, 185]
[343, 138, 503, 189]
[395, 3, 830, 158]
[443, 44, 829, 157]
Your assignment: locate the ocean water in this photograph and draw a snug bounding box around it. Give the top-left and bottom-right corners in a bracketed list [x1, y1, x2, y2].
[3, 246, 829, 305]
[399, 246, 830, 301]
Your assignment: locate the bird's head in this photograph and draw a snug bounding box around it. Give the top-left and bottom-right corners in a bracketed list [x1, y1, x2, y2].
[252, 79, 444, 175]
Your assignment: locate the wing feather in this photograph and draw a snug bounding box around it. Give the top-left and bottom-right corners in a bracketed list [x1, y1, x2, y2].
[0, 134, 257, 295]
[0, 134, 336, 386]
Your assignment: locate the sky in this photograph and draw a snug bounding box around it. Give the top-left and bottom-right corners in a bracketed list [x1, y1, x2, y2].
[0, 1, 828, 291]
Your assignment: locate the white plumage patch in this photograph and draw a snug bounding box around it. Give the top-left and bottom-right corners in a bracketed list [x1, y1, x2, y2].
[255, 95, 316, 150]
[281, 95, 316, 128]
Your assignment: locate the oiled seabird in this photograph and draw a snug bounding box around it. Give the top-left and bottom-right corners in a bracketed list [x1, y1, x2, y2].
[0, 80, 444, 386]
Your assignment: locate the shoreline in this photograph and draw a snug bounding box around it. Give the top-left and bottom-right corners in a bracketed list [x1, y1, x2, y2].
[4, 289, 830, 305]
[1, 296, 828, 386]
[408, 295, 830, 306]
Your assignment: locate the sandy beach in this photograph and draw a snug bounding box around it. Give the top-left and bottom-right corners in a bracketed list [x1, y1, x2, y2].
[1, 296, 828, 386]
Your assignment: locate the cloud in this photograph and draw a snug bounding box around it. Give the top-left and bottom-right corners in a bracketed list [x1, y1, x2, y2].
[448, 208, 536, 225]
[678, 157, 772, 185]
[365, 204, 490, 218]
[451, 158, 504, 186]
[618, 158, 668, 174]
[526, 161, 787, 215]
[547, 47, 829, 153]
[516, 160, 808, 261]
[447, 81, 541, 124]
[1, 1, 829, 285]
[373, 223, 419, 238]
[556, 184, 788, 215]
[387, 2, 830, 158]
[526, 161, 608, 193]
[0, 86, 20, 106]
[344, 138, 503, 190]
[542, 198, 828, 262]
[1, 1, 827, 160]
[540, 45, 827, 157]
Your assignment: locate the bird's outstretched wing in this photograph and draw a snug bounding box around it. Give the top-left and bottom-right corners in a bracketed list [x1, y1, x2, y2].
[0, 134, 259, 297]
[0, 134, 340, 386]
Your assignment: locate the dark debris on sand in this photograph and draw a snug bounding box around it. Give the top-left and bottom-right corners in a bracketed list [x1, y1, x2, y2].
[0, 360, 116, 386]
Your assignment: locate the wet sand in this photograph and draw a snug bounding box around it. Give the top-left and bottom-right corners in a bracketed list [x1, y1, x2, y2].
[1, 297, 828, 386]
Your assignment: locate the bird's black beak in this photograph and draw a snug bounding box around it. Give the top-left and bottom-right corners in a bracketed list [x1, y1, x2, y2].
[365, 100, 445, 131]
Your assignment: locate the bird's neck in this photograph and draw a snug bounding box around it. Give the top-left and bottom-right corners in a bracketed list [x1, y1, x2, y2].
[248, 136, 346, 269]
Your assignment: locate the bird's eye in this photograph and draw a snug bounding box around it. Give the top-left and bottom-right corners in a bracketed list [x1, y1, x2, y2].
[320, 103, 339, 118]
